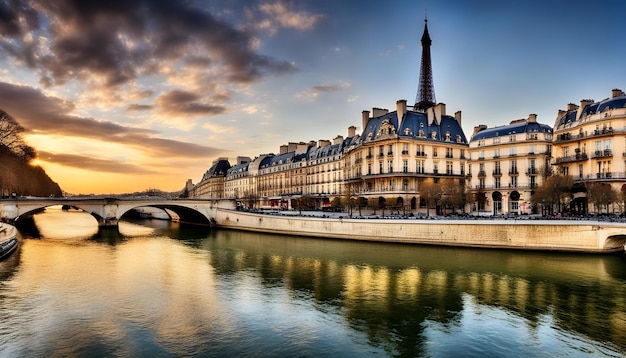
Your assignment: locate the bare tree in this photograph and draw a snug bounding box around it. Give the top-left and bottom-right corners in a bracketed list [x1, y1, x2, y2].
[0, 109, 36, 161]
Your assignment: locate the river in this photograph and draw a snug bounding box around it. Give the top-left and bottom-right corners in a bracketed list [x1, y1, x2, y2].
[1, 206, 625, 357]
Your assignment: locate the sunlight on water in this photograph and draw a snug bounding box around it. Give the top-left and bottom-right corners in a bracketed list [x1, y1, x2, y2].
[1, 208, 625, 357]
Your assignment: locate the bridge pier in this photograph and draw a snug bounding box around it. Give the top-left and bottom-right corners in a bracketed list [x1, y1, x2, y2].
[96, 217, 119, 227]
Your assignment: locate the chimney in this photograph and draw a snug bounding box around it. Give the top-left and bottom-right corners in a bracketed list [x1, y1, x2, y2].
[396, 100, 407, 121]
[577, 99, 594, 119]
[567, 103, 578, 111]
[428, 103, 446, 125]
[557, 109, 567, 120]
[296, 142, 308, 155]
[372, 107, 389, 117]
[236, 156, 251, 165]
[348, 125, 356, 137]
[318, 139, 331, 147]
[279, 144, 288, 155]
[362, 110, 370, 131]
[528, 113, 537, 123]
[287, 142, 298, 152]
[333, 135, 344, 145]
[473, 125, 487, 136]
[612, 88, 624, 98]
[454, 110, 462, 125]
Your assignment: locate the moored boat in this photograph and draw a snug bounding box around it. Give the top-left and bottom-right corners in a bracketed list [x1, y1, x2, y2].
[0, 237, 18, 261]
[0, 223, 18, 261]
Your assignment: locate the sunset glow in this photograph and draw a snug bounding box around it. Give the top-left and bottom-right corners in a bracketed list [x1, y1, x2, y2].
[1, 1, 624, 194]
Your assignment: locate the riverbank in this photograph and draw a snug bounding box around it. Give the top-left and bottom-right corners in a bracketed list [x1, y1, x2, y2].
[215, 208, 626, 253]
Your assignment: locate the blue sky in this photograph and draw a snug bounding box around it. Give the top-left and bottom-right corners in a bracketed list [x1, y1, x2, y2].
[0, 0, 624, 194]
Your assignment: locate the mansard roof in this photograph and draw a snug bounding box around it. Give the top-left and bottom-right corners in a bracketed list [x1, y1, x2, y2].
[471, 120, 552, 141]
[556, 92, 626, 129]
[226, 161, 249, 176]
[201, 159, 231, 181]
[359, 109, 467, 145]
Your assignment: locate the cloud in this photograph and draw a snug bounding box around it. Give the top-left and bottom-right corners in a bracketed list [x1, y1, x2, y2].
[154, 90, 226, 117]
[296, 82, 352, 100]
[256, 1, 326, 36]
[126, 104, 153, 113]
[0, 82, 222, 158]
[0, 0, 297, 90]
[38, 151, 157, 174]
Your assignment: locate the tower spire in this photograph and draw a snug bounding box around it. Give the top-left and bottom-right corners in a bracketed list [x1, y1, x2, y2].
[415, 17, 436, 111]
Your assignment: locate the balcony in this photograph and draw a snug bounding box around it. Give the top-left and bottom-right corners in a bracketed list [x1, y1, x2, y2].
[508, 169, 519, 175]
[416, 151, 427, 158]
[401, 150, 409, 155]
[477, 171, 486, 177]
[387, 151, 394, 156]
[445, 154, 454, 159]
[492, 170, 502, 176]
[555, 153, 588, 164]
[591, 149, 613, 159]
[526, 168, 537, 175]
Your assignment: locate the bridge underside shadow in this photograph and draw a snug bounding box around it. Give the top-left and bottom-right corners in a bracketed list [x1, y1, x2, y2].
[148, 205, 215, 226]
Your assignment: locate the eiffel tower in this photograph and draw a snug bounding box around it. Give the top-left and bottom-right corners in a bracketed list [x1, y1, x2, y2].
[414, 18, 436, 111]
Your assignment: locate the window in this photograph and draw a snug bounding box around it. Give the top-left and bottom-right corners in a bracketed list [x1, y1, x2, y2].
[416, 160, 425, 174]
[403, 160, 408, 173]
[379, 161, 383, 173]
[402, 143, 409, 154]
[446, 161, 453, 175]
[446, 147, 453, 158]
[433, 147, 438, 157]
[495, 177, 501, 189]
[509, 147, 517, 156]
[493, 149, 500, 158]
[388, 160, 393, 173]
[511, 176, 517, 188]
[433, 162, 439, 174]
[478, 150, 484, 159]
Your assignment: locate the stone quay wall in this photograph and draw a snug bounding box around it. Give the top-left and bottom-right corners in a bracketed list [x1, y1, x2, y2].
[214, 209, 626, 253]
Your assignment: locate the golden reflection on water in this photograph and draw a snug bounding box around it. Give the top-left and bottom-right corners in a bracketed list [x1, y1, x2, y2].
[3, 208, 626, 356]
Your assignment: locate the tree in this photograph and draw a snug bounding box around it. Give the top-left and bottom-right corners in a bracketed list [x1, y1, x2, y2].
[531, 174, 573, 215]
[587, 182, 618, 214]
[0, 109, 36, 161]
[439, 178, 465, 214]
[419, 178, 442, 217]
[342, 180, 363, 216]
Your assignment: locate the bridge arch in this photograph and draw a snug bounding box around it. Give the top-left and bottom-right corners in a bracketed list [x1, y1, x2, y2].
[1, 198, 235, 228]
[117, 204, 214, 226]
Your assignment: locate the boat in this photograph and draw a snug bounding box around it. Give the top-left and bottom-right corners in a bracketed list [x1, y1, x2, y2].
[0, 237, 18, 261]
[0, 224, 18, 261]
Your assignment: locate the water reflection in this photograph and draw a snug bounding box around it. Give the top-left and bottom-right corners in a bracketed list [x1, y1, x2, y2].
[1, 207, 625, 357]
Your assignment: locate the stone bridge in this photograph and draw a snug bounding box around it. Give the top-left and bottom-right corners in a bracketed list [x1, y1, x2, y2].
[0, 197, 236, 227]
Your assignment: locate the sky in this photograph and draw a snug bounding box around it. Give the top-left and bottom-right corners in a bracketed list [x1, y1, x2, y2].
[0, 0, 625, 195]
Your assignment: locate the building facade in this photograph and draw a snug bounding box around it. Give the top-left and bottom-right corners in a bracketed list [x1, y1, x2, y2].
[468, 115, 553, 215]
[553, 88, 626, 213]
[186, 19, 625, 215]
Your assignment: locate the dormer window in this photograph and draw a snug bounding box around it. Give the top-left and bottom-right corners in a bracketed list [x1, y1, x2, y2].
[431, 131, 437, 139]
[404, 128, 411, 135]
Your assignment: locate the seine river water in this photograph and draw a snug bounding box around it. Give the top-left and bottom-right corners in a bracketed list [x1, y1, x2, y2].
[1, 206, 625, 357]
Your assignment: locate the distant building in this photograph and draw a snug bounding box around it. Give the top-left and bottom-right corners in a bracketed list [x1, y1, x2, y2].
[468, 114, 553, 215]
[189, 157, 231, 198]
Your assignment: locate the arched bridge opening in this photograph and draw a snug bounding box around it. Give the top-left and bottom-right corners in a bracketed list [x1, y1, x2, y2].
[119, 205, 214, 226]
[1, 198, 234, 231]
